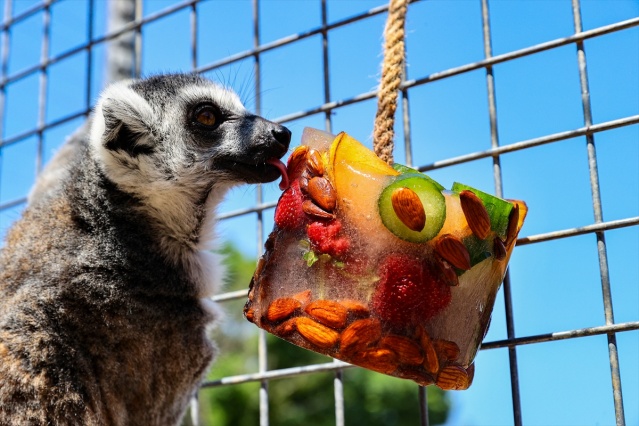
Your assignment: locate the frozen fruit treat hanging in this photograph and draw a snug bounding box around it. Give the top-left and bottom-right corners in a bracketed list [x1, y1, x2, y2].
[244, 128, 527, 390]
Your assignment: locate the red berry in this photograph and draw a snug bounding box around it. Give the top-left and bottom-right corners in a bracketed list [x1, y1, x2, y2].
[274, 181, 305, 230]
[372, 254, 451, 328]
[330, 237, 350, 257]
[306, 220, 350, 258]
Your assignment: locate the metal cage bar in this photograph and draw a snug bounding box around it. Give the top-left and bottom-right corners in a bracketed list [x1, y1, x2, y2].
[0, 1, 637, 425]
[479, 1, 523, 424]
[570, 1, 627, 424]
[250, 2, 270, 425]
[0, 0, 12, 202]
[318, 1, 347, 424]
[35, 0, 50, 176]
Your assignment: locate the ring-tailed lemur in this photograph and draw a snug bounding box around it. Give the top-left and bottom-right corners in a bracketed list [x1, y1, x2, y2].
[0, 73, 291, 425]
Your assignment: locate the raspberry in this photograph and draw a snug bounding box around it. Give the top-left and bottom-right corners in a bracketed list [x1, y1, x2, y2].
[330, 237, 350, 257]
[307, 220, 350, 258]
[372, 254, 451, 328]
[274, 181, 305, 230]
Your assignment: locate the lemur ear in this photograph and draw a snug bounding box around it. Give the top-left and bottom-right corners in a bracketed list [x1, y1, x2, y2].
[96, 83, 156, 157]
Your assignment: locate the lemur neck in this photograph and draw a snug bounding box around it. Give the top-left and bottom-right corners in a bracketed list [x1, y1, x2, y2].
[71, 149, 220, 259]
[68, 148, 229, 299]
[145, 185, 227, 264]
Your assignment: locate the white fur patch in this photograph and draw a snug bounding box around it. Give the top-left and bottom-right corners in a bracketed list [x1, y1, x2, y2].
[200, 297, 222, 324]
[179, 83, 246, 116]
[195, 251, 225, 298]
[197, 183, 233, 251]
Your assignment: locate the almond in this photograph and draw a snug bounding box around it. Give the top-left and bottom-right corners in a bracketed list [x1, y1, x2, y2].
[339, 318, 382, 357]
[302, 199, 335, 220]
[254, 258, 266, 277]
[265, 297, 301, 323]
[433, 339, 460, 362]
[307, 176, 337, 212]
[352, 348, 398, 375]
[247, 279, 256, 302]
[338, 299, 370, 318]
[287, 145, 308, 177]
[505, 203, 520, 247]
[436, 365, 470, 390]
[244, 306, 255, 323]
[296, 317, 340, 349]
[466, 362, 475, 387]
[380, 335, 424, 366]
[435, 257, 459, 287]
[291, 289, 312, 306]
[435, 234, 471, 271]
[305, 300, 348, 330]
[493, 236, 506, 261]
[397, 368, 435, 387]
[459, 190, 491, 239]
[275, 318, 298, 336]
[391, 187, 426, 232]
[417, 327, 440, 375]
[307, 148, 325, 176]
[465, 363, 476, 389]
[299, 175, 310, 193]
[264, 230, 276, 251]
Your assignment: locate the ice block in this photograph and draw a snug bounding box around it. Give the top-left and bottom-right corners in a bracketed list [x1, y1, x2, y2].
[244, 128, 527, 390]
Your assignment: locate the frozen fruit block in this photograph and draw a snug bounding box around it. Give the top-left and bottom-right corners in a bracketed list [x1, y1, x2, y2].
[244, 128, 527, 390]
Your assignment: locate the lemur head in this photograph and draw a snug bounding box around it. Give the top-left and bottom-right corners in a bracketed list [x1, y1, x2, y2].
[91, 73, 290, 194]
[89, 74, 291, 248]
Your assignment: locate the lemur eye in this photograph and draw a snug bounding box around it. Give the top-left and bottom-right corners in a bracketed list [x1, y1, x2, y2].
[195, 106, 218, 127]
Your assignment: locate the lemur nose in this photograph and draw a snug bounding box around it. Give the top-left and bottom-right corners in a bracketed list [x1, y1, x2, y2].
[271, 125, 292, 150]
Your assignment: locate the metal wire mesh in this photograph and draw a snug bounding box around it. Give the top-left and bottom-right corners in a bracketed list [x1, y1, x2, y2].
[0, 1, 637, 425]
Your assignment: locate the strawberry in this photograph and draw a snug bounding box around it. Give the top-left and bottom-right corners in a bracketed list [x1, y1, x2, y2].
[307, 220, 350, 258]
[274, 181, 305, 230]
[372, 254, 451, 329]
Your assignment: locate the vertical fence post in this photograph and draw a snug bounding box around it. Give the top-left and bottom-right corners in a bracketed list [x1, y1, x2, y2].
[570, 1, 626, 424]
[35, 0, 50, 177]
[319, 2, 346, 425]
[252, 1, 270, 425]
[0, 0, 11, 205]
[479, 1, 523, 424]
[106, 0, 135, 84]
[85, 0, 95, 116]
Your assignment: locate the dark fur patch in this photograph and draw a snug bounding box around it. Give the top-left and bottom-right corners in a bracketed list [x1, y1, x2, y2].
[105, 123, 155, 157]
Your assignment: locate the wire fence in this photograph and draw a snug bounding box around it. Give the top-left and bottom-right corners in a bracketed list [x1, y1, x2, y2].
[0, 0, 637, 425]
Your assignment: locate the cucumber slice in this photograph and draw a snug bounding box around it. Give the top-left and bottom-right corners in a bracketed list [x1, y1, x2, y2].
[462, 234, 493, 268]
[393, 163, 446, 191]
[452, 182, 513, 239]
[379, 174, 446, 243]
[392, 163, 418, 174]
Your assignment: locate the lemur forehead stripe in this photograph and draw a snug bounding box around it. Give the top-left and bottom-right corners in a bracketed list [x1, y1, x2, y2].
[126, 73, 236, 112]
[129, 74, 202, 101]
[178, 84, 246, 115]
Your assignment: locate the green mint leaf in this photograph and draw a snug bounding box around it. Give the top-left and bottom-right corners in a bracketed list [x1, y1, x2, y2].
[303, 250, 319, 267]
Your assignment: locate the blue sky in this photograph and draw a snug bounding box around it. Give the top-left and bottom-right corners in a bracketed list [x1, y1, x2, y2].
[0, 0, 638, 425]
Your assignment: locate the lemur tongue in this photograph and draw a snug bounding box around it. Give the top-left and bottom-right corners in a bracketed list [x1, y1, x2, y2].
[267, 158, 289, 190]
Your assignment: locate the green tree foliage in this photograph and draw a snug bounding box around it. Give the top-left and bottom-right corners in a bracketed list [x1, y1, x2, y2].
[193, 242, 451, 425]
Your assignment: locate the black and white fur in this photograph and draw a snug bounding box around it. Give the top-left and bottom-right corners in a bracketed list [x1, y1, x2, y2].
[0, 73, 290, 425]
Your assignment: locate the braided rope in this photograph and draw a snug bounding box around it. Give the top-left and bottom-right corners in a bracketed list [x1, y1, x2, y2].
[373, 0, 409, 165]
